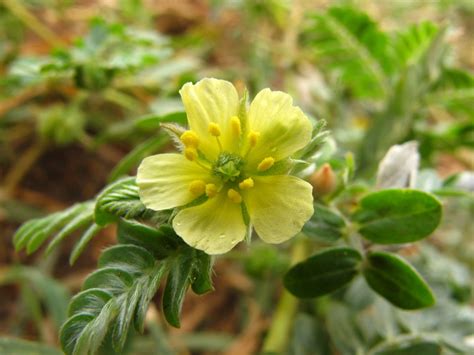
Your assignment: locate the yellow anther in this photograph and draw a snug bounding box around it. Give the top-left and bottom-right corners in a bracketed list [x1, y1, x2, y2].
[205, 183, 218, 198]
[230, 116, 241, 136]
[248, 130, 260, 147]
[180, 130, 199, 148]
[189, 180, 206, 196]
[227, 188, 242, 204]
[257, 157, 275, 172]
[184, 147, 198, 161]
[208, 122, 221, 137]
[239, 177, 254, 190]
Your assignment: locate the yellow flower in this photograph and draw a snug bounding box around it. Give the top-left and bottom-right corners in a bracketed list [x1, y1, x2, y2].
[137, 78, 314, 255]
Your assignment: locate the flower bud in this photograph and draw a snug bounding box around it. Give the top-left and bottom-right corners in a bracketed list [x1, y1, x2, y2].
[309, 163, 337, 197]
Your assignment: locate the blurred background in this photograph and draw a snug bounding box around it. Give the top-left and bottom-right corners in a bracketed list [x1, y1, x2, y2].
[0, 0, 473, 354]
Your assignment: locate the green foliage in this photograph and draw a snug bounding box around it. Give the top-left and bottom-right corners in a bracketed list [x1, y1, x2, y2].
[303, 203, 346, 242]
[363, 251, 435, 310]
[244, 244, 289, 279]
[8, 18, 171, 90]
[162, 249, 195, 328]
[305, 6, 473, 171]
[306, 7, 391, 98]
[60, 244, 166, 354]
[288, 314, 331, 355]
[37, 103, 86, 145]
[0, 266, 71, 330]
[119, 220, 213, 327]
[354, 189, 442, 244]
[284, 247, 362, 298]
[190, 250, 214, 295]
[391, 22, 439, 69]
[7, 3, 472, 353]
[0, 338, 62, 355]
[13, 201, 101, 256]
[60, 220, 214, 354]
[117, 219, 179, 259]
[12, 177, 164, 264]
[427, 67, 474, 119]
[370, 337, 442, 355]
[94, 177, 148, 226]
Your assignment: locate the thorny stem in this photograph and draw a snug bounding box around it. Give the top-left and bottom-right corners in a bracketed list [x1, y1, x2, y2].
[1, 0, 64, 47]
[261, 236, 309, 353]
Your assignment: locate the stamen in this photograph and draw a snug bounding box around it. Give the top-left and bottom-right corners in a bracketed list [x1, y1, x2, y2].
[227, 188, 242, 204]
[257, 157, 275, 172]
[184, 147, 198, 161]
[180, 130, 199, 148]
[208, 122, 223, 151]
[248, 130, 260, 147]
[239, 177, 254, 189]
[205, 183, 218, 198]
[189, 180, 206, 196]
[208, 122, 221, 137]
[230, 116, 241, 136]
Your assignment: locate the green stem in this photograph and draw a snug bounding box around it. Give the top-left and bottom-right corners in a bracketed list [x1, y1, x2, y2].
[1, 0, 64, 47]
[1, 140, 47, 197]
[102, 89, 144, 113]
[261, 237, 309, 353]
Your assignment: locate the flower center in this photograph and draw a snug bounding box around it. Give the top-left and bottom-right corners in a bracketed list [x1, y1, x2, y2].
[212, 152, 244, 182]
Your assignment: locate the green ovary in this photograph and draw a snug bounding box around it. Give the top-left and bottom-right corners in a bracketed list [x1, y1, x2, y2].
[212, 152, 244, 182]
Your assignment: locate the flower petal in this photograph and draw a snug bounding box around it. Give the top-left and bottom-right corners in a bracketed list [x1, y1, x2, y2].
[180, 78, 240, 159]
[137, 153, 212, 210]
[247, 89, 312, 168]
[173, 193, 246, 255]
[244, 175, 314, 244]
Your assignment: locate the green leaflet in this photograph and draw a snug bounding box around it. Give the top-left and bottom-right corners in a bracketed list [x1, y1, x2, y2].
[391, 22, 439, 69]
[363, 251, 435, 310]
[94, 177, 148, 226]
[354, 189, 442, 244]
[305, 7, 392, 99]
[69, 224, 103, 265]
[426, 68, 474, 119]
[94, 177, 169, 226]
[303, 203, 346, 242]
[12, 201, 102, 260]
[0, 337, 62, 355]
[370, 337, 442, 355]
[191, 251, 214, 295]
[162, 249, 195, 328]
[162, 247, 214, 327]
[117, 219, 181, 259]
[284, 247, 362, 298]
[0, 266, 70, 330]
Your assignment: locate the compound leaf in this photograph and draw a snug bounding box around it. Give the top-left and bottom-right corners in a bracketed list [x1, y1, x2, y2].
[60, 245, 166, 355]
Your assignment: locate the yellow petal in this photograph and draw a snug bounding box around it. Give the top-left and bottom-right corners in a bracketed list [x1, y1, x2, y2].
[137, 153, 212, 210]
[246, 89, 312, 169]
[180, 78, 240, 159]
[173, 193, 246, 255]
[243, 175, 314, 244]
